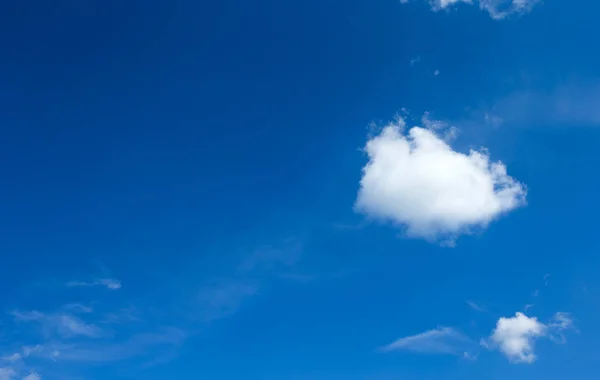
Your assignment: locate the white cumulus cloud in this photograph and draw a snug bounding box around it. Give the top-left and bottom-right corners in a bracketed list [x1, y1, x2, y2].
[355, 117, 525, 243]
[22, 373, 41, 380]
[490, 312, 545, 363]
[381, 327, 471, 355]
[489, 312, 574, 363]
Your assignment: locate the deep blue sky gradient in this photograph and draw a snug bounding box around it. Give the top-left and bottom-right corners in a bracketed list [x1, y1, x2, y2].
[1, 0, 600, 379]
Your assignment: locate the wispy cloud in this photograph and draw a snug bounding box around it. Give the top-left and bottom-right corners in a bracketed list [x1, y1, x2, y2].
[45, 327, 186, 363]
[380, 327, 472, 355]
[12, 311, 102, 339]
[102, 306, 140, 324]
[401, 0, 540, 19]
[466, 300, 486, 313]
[2, 240, 304, 378]
[195, 239, 302, 322]
[66, 278, 121, 290]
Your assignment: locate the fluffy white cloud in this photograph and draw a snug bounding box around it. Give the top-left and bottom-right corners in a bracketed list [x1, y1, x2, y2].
[355, 117, 525, 243]
[490, 312, 545, 363]
[22, 373, 41, 380]
[489, 312, 574, 363]
[403, 0, 540, 19]
[381, 327, 471, 355]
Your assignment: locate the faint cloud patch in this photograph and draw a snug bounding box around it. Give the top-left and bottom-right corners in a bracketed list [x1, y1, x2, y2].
[196, 282, 260, 322]
[67, 278, 121, 290]
[62, 304, 93, 314]
[12, 310, 103, 339]
[1, 353, 21, 363]
[44, 327, 186, 363]
[0, 368, 16, 380]
[195, 239, 303, 322]
[466, 300, 486, 313]
[487, 84, 600, 128]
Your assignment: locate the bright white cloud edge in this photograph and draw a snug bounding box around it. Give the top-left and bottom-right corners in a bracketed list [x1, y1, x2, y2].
[355, 116, 526, 243]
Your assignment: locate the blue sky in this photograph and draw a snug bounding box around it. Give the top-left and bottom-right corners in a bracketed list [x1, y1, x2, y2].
[1, 0, 600, 378]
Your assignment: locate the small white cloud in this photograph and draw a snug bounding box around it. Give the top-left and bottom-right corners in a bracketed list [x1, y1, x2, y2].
[355, 116, 526, 243]
[381, 327, 470, 355]
[22, 373, 41, 380]
[409, 56, 421, 66]
[489, 312, 574, 363]
[67, 278, 121, 290]
[491, 312, 545, 363]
